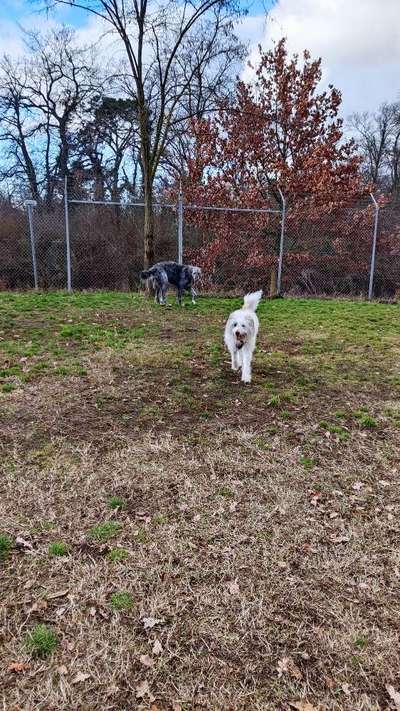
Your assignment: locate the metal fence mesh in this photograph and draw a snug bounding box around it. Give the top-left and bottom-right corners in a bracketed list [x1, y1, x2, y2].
[183, 207, 282, 294]
[0, 201, 33, 289]
[1, 189, 399, 299]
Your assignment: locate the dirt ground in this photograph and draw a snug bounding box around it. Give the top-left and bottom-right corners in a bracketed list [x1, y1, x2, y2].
[0, 292, 399, 710]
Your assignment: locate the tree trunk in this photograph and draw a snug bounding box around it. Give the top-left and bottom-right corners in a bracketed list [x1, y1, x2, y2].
[143, 172, 155, 268]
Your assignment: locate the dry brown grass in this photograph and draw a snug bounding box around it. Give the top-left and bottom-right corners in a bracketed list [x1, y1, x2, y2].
[1, 293, 400, 710]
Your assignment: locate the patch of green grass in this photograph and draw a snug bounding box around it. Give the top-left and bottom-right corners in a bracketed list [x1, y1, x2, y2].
[281, 410, 292, 420]
[334, 410, 346, 419]
[267, 394, 281, 407]
[0, 533, 13, 558]
[108, 547, 129, 562]
[1, 382, 16, 393]
[354, 411, 377, 429]
[216, 486, 234, 498]
[107, 496, 126, 511]
[30, 520, 55, 534]
[319, 420, 350, 441]
[354, 636, 368, 650]
[110, 591, 134, 611]
[25, 625, 58, 657]
[49, 542, 70, 557]
[299, 456, 314, 469]
[253, 437, 269, 450]
[88, 521, 122, 542]
[153, 513, 168, 525]
[134, 528, 148, 544]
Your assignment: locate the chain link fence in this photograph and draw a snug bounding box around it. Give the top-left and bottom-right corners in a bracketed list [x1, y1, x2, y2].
[0, 185, 399, 299]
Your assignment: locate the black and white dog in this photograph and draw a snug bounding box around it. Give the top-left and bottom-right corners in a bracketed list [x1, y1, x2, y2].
[141, 261, 201, 306]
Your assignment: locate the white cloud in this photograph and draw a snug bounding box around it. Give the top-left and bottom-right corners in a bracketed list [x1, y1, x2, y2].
[2, 0, 398, 118]
[242, 0, 400, 116]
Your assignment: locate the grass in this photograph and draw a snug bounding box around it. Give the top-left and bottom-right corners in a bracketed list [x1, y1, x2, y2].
[354, 410, 378, 428]
[48, 541, 70, 557]
[25, 625, 58, 657]
[108, 547, 129, 563]
[107, 496, 126, 510]
[1, 292, 400, 710]
[109, 591, 134, 611]
[88, 521, 122, 542]
[0, 533, 13, 558]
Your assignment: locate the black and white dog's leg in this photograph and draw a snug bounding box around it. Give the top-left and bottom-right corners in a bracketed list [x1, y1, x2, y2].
[160, 283, 168, 305]
[159, 270, 169, 305]
[176, 283, 185, 306]
[190, 285, 197, 304]
[241, 346, 252, 383]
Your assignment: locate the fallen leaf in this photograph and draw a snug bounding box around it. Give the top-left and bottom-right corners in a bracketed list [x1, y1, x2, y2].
[89, 606, 97, 617]
[331, 534, 350, 544]
[57, 665, 68, 675]
[386, 684, 400, 710]
[143, 617, 163, 630]
[352, 482, 364, 491]
[277, 657, 289, 676]
[60, 640, 75, 652]
[29, 599, 48, 613]
[290, 663, 303, 680]
[226, 580, 240, 595]
[71, 672, 91, 684]
[139, 654, 154, 668]
[341, 683, 351, 696]
[152, 639, 163, 656]
[277, 656, 302, 680]
[136, 679, 150, 699]
[172, 703, 182, 711]
[289, 702, 317, 711]
[7, 662, 31, 673]
[47, 589, 69, 600]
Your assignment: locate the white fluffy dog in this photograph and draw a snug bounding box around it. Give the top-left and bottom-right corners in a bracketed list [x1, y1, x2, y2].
[224, 290, 263, 384]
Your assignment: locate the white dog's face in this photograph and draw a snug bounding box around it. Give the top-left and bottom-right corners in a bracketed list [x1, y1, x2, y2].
[229, 316, 251, 349]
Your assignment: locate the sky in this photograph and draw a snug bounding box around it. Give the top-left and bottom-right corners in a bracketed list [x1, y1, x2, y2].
[0, 0, 399, 118]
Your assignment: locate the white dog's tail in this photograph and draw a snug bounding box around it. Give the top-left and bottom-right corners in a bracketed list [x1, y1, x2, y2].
[243, 290, 263, 312]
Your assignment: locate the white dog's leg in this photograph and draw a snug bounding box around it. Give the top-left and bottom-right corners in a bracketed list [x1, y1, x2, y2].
[241, 347, 252, 383]
[231, 348, 239, 371]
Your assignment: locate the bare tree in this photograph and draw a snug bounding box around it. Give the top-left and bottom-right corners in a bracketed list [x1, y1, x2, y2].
[42, 0, 245, 266]
[349, 102, 400, 194]
[0, 28, 100, 207]
[0, 57, 41, 201]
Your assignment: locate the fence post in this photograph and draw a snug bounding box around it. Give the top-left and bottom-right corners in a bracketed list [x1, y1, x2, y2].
[368, 194, 379, 300]
[64, 175, 72, 292]
[277, 188, 286, 295]
[177, 182, 183, 265]
[24, 199, 38, 289]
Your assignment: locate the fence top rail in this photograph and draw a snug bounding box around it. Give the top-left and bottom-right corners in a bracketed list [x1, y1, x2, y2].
[183, 204, 280, 214]
[68, 198, 281, 214]
[68, 199, 176, 208]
